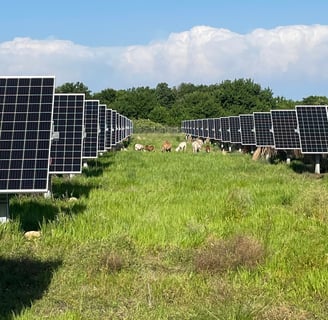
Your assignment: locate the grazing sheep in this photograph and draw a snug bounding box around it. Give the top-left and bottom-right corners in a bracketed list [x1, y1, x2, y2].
[161, 140, 172, 152]
[192, 140, 202, 153]
[175, 141, 187, 152]
[134, 143, 144, 151]
[205, 145, 211, 153]
[145, 145, 155, 152]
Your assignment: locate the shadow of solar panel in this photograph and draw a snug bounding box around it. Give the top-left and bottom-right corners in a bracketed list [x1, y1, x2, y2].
[296, 105, 328, 154]
[271, 109, 300, 150]
[83, 100, 99, 159]
[0, 76, 55, 193]
[98, 104, 107, 153]
[229, 116, 241, 143]
[253, 112, 274, 147]
[220, 117, 230, 142]
[50, 94, 85, 174]
[239, 114, 255, 145]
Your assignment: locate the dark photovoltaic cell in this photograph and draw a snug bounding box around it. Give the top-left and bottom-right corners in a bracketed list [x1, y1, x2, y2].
[253, 112, 274, 147]
[98, 104, 107, 153]
[0, 76, 55, 193]
[214, 118, 221, 140]
[83, 100, 99, 158]
[295, 105, 328, 154]
[50, 93, 85, 174]
[220, 117, 230, 142]
[239, 114, 256, 145]
[271, 109, 300, 150]
[105, 109, 112, 149]
[229, 116, 241, 143]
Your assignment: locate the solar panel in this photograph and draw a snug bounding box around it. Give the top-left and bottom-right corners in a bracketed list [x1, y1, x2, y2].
[190, 120, 196, 136]
[271, 109, 300, 150]
[239, 114, 256, 145]
[50, 93, 85, 174]
[111, 110, 117, 147]
[196, 119, 203, 137]
[0, 76, 55, 193]
[229, 116, 241, 143]
[208, 118, 215, 139]
[214, 118, 221, 140]
[220, 117, 231, 142]
[253, 112, 274, 147]
[105, 108, 112, 149]
[98, 104, 107, 153]
[83, 100, 99, 159]
[295, 105, 328, 154]
[202, 119, 209, 138]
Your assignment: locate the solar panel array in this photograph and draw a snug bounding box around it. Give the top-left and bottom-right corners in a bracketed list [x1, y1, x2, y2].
[181, 105, 328, 154]
[182, 107, 328, 176]
[0, 76, 133, 196]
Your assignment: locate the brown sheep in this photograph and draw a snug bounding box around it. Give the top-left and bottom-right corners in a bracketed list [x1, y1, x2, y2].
[161, 140, 172, 152]
[145, 145, 155, 152]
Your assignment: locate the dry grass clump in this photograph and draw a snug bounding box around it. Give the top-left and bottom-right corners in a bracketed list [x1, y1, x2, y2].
[99, 251, 124, 273]
[194, 234, 265, 274]
[257, 304, 314, 320]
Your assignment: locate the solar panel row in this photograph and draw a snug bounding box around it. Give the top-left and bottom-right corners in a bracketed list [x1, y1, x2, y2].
[0, 76, 133, 194]
[182, 105, 328, 154]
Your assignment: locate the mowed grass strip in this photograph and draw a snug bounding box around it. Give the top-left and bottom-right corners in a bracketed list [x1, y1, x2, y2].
[2, 132, 328, 319]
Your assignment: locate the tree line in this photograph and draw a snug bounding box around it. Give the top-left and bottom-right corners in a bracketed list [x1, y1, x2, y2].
[56, 79, 328, 127]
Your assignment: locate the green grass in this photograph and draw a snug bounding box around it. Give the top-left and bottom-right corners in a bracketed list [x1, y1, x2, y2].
[1, 132, 328, 319]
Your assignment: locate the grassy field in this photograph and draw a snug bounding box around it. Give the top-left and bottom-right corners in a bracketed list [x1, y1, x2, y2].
[1, 132, 328, 319]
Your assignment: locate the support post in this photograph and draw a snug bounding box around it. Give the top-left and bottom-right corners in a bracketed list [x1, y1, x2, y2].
[0, 194, 9, 223]
[314, 154, 321, 174]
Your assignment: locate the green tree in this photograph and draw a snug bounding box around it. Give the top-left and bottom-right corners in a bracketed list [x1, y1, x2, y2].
[301, 96, 328, 105]
[56, 82, 92, 99]
[93, 88, 117, 105]
[155, 82, 176, 109]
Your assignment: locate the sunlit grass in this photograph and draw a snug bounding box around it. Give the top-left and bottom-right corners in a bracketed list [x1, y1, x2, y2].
[1, 132, 328, 319]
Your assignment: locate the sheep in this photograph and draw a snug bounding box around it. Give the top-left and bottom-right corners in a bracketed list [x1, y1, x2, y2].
[134, 143, 144, 151]
[161, 140, 172, 152]
[175, 141, 187, 152]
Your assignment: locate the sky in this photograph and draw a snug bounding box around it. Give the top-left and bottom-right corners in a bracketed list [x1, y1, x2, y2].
[1, 0, 328, 100]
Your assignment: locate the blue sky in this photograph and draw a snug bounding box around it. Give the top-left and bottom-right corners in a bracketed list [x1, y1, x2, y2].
[1, 0, 328, 99]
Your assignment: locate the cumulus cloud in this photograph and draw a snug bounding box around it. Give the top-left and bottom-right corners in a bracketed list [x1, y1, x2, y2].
[1, 25, 328, 99]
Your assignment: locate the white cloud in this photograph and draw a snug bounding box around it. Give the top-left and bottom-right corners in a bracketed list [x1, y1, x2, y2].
[1, 25, 328, 99]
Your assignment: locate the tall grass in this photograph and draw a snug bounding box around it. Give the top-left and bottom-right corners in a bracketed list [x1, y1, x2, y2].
[1, 132, 328, 319]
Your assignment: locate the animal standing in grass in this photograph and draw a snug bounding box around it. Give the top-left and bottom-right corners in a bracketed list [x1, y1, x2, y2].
[175, 141, 187, 152]
[192, 139, 203, 153]
[161, 140, 172, 152]
[134, 143, 145, 151]
[145, 145, 155, 152]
